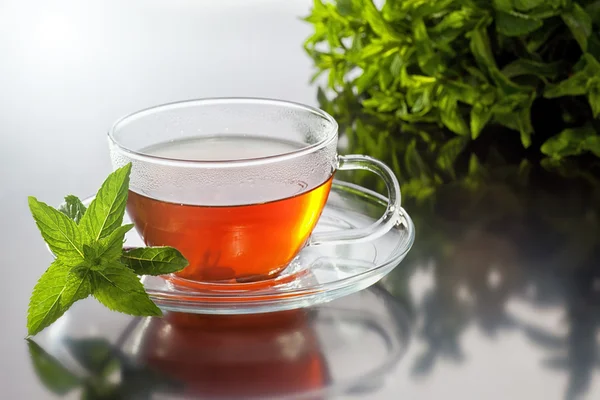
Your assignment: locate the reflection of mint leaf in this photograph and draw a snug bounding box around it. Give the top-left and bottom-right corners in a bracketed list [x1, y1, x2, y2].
[122, 247, 189, 276]
[58, 195, 87, 224]
[436, 136, 468, 177]
[28, 196, 84, 262]
[80, 164, 131, 242]
[27, 163, 188, 336]
[64, 338, 118, 376]
[92, 263, 162, 316]
[29, 334, 181, 399]
[27, 339, 80, 395]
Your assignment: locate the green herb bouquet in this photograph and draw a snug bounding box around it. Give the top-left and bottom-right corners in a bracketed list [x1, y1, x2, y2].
[304, 0, 600, 184]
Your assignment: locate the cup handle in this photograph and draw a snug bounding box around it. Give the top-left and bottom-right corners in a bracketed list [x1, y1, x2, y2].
[308, 154, 401, 246]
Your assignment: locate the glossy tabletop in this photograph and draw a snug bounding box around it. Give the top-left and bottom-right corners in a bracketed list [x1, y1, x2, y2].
[1, 1, 599, 399]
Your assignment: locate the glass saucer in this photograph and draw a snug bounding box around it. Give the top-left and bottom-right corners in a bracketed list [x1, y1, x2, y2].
[54, 180, 415, 314]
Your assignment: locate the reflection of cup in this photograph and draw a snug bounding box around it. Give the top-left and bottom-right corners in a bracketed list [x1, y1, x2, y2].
[135, 311, 329, 398]
[108, 98, 401, 283]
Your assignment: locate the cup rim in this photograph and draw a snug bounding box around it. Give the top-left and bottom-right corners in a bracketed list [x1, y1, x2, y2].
[107, 97, 339, 168]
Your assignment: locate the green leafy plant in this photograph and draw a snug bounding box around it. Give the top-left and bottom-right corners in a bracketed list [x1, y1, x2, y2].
[304, 0, 600, 161]
[27, 164, 188, 336]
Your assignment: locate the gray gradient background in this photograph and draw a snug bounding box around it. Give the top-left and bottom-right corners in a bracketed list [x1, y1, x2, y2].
[1, 1, 599, 399]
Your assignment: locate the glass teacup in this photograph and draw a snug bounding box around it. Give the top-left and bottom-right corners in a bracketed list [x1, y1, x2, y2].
[109, 98, 401, 283]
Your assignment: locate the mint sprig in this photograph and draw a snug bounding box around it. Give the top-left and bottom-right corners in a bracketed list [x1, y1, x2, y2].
[27, 163, 189, 336]
[58, 195, 87, 223]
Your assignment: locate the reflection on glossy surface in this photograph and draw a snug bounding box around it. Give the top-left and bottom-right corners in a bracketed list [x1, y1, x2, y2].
[323, 86, 600, 399]
[131, 311, 328, 398]
[27, 287, 410, 399]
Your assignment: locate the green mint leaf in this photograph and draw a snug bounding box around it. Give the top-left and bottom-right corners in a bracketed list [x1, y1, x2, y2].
[439, 93, 470, 136]
[494, 112, 520, 131]
[587, 1, 600, 22]
[65, 268, 93, 302]
[92, 262, 162, 317]
[493, 0, 513, 12]
[526, 18, 562, 52]
[82, 244, 97, 261]
[520, 126, 533, 148]
[469, 24, 506, 86]
[317, 87, 329, 109]
[336, 0, 353, 16]
[96, 224, 135, 263]
[80, 164, 131, 242]
[561, 3, 592, 51]
[27, 339, 80, 395]
[506, 92, 536, 149]
[28, 197, 84, 262]
[443, 81, 480, 106]
[390, 53, 403, 77]
[496, 11, 543, 37]
[517, 101, 535, 149]
[469, 22, 496, 68]
[354, 65, 378, 94]
[583, 136, 600, 158]
[58, 195, 87, 224]
[544, 54, 600, 98]
[27, 260, 92, 336]
[28, 162, 171, 335]
[541, 124, 597, 158]
[471, 103, 493, 139]
[470, 24, 530, 96]
[512, 0, 545, 11]
[27, 265, 66, 336]
[430, 9, 473, 44]
[362, 0, 399, 40]
[413, 18, 444, 76]
[501, 59, 563, 81]
[589, 87, 600, 118]
[121, 247, 189, 276]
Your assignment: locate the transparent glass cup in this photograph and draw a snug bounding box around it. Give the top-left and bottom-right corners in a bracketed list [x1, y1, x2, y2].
[108, 98, 401, 284]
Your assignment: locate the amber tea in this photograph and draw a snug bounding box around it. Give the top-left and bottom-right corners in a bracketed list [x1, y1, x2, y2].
[126, 136, 333, 283]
